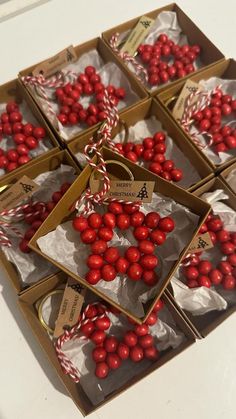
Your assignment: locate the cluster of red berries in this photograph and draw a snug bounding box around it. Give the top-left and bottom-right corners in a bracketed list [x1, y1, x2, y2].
[0, 101, 46, 173]
[56, 65, 126, 128]
[79, 299, 164, 379]
[192, 88, 236, 154]
[183, 213, 236, 290]
[19, 182, 71, 253]
[137, 33, 201, 87]
[72, 202, 175, 286]
[115, 131, 183, 182]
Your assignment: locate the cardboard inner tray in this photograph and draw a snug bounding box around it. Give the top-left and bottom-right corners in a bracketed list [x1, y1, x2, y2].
[167, 176, 236, 338]
[68, 97, 214, 191]
[28, 147, 211, 323]
[18, 270, 195, 416]
[0, 149, 81, 294]
[220, 161, 236, 197]
[0, 78, 59, 182]
[19, 37, 148, 145]
[157, 58, 236, 171]
[102, 3, 224, 94]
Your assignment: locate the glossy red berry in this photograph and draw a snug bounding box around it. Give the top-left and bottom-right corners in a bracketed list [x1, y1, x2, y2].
[101, 264, 116, 281]
[158, 217, 175, 232]
[73, 216, 88, 232]
[95, 362, 109, 378]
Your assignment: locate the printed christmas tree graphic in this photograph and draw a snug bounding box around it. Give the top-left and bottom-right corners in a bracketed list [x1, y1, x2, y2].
[136, 183, 149, 200]
[20, 182, 34, 194]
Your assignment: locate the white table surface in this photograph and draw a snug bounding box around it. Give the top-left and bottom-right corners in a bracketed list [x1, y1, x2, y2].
[0, 1, 236, 418]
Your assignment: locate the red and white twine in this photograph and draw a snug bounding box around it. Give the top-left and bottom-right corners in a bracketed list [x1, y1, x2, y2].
[180, 85, 222, 150]
[55, 302, 109, 383]
[22, 70, 78, 120]
[109, 32, 148, 84]
[0, 201, 46, 247]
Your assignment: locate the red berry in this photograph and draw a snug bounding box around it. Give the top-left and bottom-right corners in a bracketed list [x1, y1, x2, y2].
[216, 230, 230, 242]
[85, 270, 101, 284]
[227, 254, 236, 266]
[7, 149, 18, 162]
[95, 362, 109, 378]
[198, 260, 212, 275]
[88, 212, 102, 229]
[221, 241, 235, 255]
[52, 191, 62, 203]
[150, 229, 166, 245]
[19, 239, 30, 253]
[115, 257, 129, 273]
[116, 213, 130, 230]
[130, 211, 145, 227]
[145, 312, 157, 326]
[81, 228, 97, 244]
[207, 218, 223, 232]
[87, 254, 104, 269]
[107, 353, 121, 369]
[92, 347, 107, 363]
[134, 324, 149, 336]
[101, 264, 116, 281]
[138, 240, 155, 254]
[33, 127, 46, 139]
[152, 299, 164, 312]
[133, 226, 149, 241]
[187, 279, 199, 288]
[145, 212, 160, 229]
[124, 331, 138, 347]
[13, 133, 26, 144]
[98, 227, 113, 241]
[108, 202, 123, 215]
[184, 266, 199, 281]
[140, 254, 158, 270]
[198, 275, 211, 288]
[72, 216, 88, 232]
[158, 217, 175, 232]
[123, 204, 139, 215]
[102, 212, 116, 229]
[154, 143, 166, 154]
[117, 343, 129, 360]
[149, 162, 162, 175]
[143, 137, 154, 149]
[139, 334, 154, 349]
[170, 169, 183, 182]
[222, 104, 232, 116]
[91, 330, 106, 345]
[144, 347, 159, 360]
[222, 275, 236, 290]
[130, 345, 144, 362]
[126, 261, 143, 281]
[104, 247, 120, 263]
[143, 270, 159, 286]
[125, 246, 140, 263]
[104, 336, 118, 352]
[153, 132, 166, 143]
[95, 316, 111, 331]
[209, 269, 223, 285]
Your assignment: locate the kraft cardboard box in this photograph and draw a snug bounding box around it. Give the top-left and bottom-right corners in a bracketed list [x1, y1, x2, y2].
[0, 149, 81, 294]
[0, 78, 59, 182]
[220, 161, 236, 198]
[102, 3, 224, 95]
[28, 147, 211, 323]
[68, 97, 214, 192]
[157, 59, 236, 171]
[18, 270, 195, 416]
[166, 177, 236, 338]
[19, 38, 148, 146]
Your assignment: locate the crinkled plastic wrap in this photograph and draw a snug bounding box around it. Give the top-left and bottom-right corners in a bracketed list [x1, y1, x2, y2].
[171, 189, 236, 315]
[114, 11, 202, 90]
[25, 50, 139, 141]
[1, 165, 76, 286]
[75, 116, 201, 188]
[187, 77, 236, 165]
[225, 168, 236, 193]
[37, 192, 199, 316]
[41, 291, 185, 406]
[0, 101, 53, 177]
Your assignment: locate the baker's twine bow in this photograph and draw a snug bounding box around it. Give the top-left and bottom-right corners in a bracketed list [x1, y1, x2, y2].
[55, 302, 109, 383]
[22, 70, 78, 120]
[180, 85, 222, 150]
[109, 32, 148, 84]
[0, 201, 46, 247]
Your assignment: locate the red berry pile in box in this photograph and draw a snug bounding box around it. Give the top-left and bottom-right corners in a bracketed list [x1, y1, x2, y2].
[0, 101, 47, 173]
[192, 88, 236, 154]
[19, 182, 71, 253]
[183, 213, 236, 290]
[137, 33, 200, 87]
[73, 202, 175, 286]
[56, 65, 126, 128]
[79, 299, 164, 379]
[115, 131, 183, 183]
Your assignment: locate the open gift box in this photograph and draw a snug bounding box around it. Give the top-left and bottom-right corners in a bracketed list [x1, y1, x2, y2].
[18, 270, 196, 416]
[68, 97, 214, 192]
[220, 161, 236, 198]
[19, 38, 147, 145]
[157, 58, 236, 171]
[0, 149, 81, 293]
[166, 176, 236, 338]
[0, 78, 59, 182]
[28, 147, 211, 322]
[102, 3, 224, 95]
